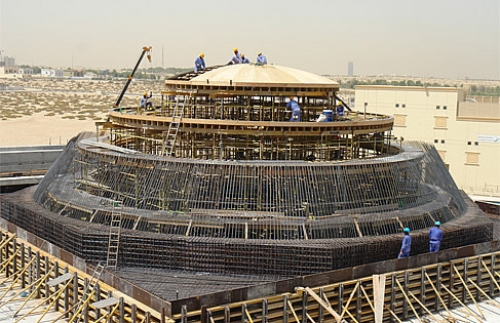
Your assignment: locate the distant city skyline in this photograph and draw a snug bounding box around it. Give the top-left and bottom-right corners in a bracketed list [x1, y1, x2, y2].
[1, 0, 498, 80]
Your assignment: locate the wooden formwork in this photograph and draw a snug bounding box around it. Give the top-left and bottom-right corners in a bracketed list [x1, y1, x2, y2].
[173, 252, 500, 323]
[0, 230, 168, 323]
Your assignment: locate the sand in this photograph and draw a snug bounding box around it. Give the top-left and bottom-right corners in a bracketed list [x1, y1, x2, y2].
[0, 77, 164, 147]
[0, 112, 104, 146]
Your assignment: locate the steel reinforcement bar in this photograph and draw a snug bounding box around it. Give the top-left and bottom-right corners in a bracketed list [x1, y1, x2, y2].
[0, 230, 169, 323]
[174, 251, 500, 323]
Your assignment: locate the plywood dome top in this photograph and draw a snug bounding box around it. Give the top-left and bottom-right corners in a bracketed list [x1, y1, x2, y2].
[166, 64, 339, 90]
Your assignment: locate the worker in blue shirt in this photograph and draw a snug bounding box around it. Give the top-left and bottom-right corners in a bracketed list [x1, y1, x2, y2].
[140, 92, 152, 110]
[194, 53, 206, 72]
[286, 96, 301, 122]
[229, 48, 242, 65]
[429, 221, 443, 252]
[398, 227, 412, 258]
[256, 52, 267, 65]
[335, 102, 345, 117]
[241, 54, 250, 64]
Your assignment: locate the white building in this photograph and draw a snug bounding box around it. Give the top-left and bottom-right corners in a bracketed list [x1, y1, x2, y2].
[355, 85, 500, 202]
[18, 67, 34, 75]
[41, 69, 64, 77]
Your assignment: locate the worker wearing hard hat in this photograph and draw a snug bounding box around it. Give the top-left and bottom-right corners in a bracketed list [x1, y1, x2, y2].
[256, 52, 267, 65]
[194, 53, 206, 72]
[335, 101, 345, 117]
[429, 221, 443, 252]
[241, 54, 250, 64]
[398, 227, 412, 258]
[286, 96, 301, 122]
[229, 48, 242, 65]
[140, 92, 153, 110]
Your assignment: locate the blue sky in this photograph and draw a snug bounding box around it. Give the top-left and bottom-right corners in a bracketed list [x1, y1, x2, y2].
[1, 0, 499, 79]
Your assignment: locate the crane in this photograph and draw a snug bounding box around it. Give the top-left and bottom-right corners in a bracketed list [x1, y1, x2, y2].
[113, 46, 152, 110]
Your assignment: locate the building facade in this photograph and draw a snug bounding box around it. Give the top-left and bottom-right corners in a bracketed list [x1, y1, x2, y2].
[41, 69, 64, 77]
[355, 85, 500, 201]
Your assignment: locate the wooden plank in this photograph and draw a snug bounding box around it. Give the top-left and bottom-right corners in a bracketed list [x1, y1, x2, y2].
[91, 296, 120, 309]
[47, 272, 74, 286]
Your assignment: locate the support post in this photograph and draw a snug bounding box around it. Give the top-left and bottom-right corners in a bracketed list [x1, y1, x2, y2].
[319, 288, 325, 323]
[224, 306, 230, 323]
[476, 256, 482, 301]
[373, 274, 386, 323]
[302, 289, 308, 323]
[262, 299, 268, 323]
[131, 304, 137, 323]
[338, 283, 344, 315]
[390, 274, 395, 323]
[419, 268, 425, 316]
[283, 294, 289, 323]
[403, 271, 409, 319]
[120, 297, 125, 323]
[20, 243, 25, 289]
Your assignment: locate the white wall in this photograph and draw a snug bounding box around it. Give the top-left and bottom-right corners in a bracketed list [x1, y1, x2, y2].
[355, 85, 500, 199]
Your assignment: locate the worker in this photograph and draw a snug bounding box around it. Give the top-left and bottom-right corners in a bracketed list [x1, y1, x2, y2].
[241, 54, 250, 64]
[335, 101, 345, 117]
[194, 53, 206, 72]
[256, 52, 267, 65]
[286, 96, 301, 122]
[229, 48, 242, 65]
[429, 221, 443, 252]
[398, 227, 412, 258]
[141, 92, 153, 110]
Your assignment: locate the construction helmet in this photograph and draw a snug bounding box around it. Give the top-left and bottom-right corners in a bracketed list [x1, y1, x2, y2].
[241, 53, 245, 58]
[403, 227, 410, 233]
[233, 47, 238, 52]
[143, 92, 147, 96]
[258, 52, 262, 56]
[435, 221, 441, 226]
[337, 102, 343, 106]
[200, 53, 204, 58]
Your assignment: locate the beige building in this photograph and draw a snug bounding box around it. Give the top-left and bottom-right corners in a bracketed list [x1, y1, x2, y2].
[355, 85, 500, 202]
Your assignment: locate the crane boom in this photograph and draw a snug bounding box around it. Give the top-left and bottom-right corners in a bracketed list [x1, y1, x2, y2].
[113, 46, 152, 109]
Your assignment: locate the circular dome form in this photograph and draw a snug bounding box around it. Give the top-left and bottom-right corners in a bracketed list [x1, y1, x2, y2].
[165, 64, 339, 95]
[187, 64, 339, 89]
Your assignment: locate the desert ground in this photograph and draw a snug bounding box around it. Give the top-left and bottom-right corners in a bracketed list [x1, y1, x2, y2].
[0, 77, 165, 146]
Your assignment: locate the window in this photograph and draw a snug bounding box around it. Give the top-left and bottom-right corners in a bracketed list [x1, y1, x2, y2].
[441, 140, 445, 144]
[436, 105, 440, 109]
[443, 106, 447, 110]
[394, 114, 407, 126]
[467, 141, 471, 145]
[465, 152, 480, 165]
[395, 103, 399, 108]
[402, 104, 406, 108]
[434, 117, 448, 128]
[434, 139, 439, 143]
[475, 142, 479, 146]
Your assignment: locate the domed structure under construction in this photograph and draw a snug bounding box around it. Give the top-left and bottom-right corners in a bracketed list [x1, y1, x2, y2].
[3, 63, 491, 276]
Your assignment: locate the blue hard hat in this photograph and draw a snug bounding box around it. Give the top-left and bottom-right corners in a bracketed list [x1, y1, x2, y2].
[435, 221, 441, 226]
[403, 227, 410, 233]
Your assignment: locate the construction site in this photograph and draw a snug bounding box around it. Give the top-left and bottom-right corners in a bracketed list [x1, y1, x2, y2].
[0, 47, 498, 322]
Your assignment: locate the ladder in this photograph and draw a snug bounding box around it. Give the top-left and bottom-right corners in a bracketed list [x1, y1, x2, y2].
[162, 93, 193, 156]
[72, 262, 105, 323]
[106, 202, 122, 269]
